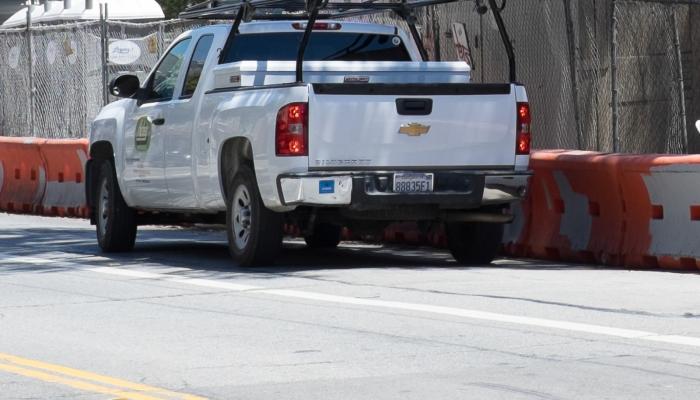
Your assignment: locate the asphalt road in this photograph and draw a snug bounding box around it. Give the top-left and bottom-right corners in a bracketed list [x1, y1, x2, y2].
[1, 213, 699, 399]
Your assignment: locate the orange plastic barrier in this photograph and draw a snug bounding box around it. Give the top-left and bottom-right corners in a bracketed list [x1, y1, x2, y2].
[617, 154, 700, 270]
[37, 139, 89, 217]
[2, 136, 699, 271]
[515, 151, 627, 264]
[503, 151, 700, 271]
[0, 137, 46, 214]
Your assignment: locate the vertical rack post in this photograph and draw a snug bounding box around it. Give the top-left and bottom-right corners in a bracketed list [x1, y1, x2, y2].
[564, 0, 583, 149]
[100, 3, 109, 106]
[479, 10, 484, 82]
[157, 22, 164, 59]
[431, 5, 441, 61]
[671, 10, 688, 153]
[296, 0, 322, 83]
[610, 0, 619, 153]
[27, 7, 35, 137]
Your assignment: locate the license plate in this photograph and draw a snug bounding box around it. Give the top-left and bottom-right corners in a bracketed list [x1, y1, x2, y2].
[393, 173, 434, 193]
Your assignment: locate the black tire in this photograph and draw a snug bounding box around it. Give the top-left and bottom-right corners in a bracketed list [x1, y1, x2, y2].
[304, 223, 342, 249]
[226, 165, 283, 267]
[95, 161, 137, 252]
[446, 222, 503, 265]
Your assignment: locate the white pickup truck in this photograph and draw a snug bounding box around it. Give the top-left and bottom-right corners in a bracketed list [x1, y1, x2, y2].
[86, 18, 531, 267]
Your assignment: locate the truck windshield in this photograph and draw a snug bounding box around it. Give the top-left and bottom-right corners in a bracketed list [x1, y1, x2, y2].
[222, 32, 412, 63]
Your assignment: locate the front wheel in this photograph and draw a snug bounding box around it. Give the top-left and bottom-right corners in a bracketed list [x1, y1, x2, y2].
[446, 222, 503, 265]
[95, 161, 137, 252]
[226, 165, 283, 267]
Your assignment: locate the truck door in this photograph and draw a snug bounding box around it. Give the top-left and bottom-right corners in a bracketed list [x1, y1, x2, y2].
[122, 38, 192, 208]
[164, 34, 215, 209]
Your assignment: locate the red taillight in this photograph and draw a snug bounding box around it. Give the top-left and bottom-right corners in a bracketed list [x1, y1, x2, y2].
[516, 102, 531, 155]
[276, 102, 308, 156]
[292, 22, 342, 30]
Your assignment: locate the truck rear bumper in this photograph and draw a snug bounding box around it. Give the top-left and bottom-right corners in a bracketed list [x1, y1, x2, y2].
[278, 170, 531, 211]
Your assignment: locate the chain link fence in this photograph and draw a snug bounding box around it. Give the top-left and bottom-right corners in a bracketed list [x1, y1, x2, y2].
[30, 21, 103, 138]
[614, 0, 690, 153]
[0, 18, 208, 140]
[1, 0, 699, 153]
[0, 27, 32, 138]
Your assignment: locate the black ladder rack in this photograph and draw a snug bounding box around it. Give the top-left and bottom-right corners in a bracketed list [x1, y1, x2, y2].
[179, 0, 517, 83]
[180, 0, 460, 20]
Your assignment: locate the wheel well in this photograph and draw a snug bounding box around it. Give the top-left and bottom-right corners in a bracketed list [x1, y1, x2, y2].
[220, 137, 254, 201]
[90, 141, 114, 162]
[86, 141, 115, 222]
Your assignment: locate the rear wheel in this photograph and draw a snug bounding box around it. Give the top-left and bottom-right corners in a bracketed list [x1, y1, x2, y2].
[304, 223, 342, 249]
[226, 165, 283, 267]
[95, 161, 137, 252]
[446, 222, 503, 265]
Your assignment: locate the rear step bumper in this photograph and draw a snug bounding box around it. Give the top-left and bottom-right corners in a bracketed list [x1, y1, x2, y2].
[277, 170, 531, 211]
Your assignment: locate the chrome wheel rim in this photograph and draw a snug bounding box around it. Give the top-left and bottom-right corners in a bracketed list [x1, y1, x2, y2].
[232, 185, 252, 250]
[98, 179, 109, 238]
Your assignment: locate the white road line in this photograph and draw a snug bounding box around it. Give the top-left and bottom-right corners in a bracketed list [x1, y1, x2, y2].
[0, 252, 86, 269]
[87, 266, 700, 349]
[261, 289, 700, 347]
[2, 255, 56, 265]
[4, 252, 700, 349]
[85, 267, 164, 279]
[87, 267, 260, 291]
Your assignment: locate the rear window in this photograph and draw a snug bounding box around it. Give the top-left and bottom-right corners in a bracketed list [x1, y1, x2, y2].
[222, 32, 411, 63]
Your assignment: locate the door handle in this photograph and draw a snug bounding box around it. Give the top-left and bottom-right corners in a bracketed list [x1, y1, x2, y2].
[396, 98, 433, 115]
[150, 117, 165, 126]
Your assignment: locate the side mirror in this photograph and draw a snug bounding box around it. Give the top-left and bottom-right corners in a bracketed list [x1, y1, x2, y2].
[109, 74, 140, 98]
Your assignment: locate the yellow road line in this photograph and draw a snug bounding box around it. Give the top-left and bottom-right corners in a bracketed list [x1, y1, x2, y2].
[0, 362, 163, 400]
[0, 353, 206, 400]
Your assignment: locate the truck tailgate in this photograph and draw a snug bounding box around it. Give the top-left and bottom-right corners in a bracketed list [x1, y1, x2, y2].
[308, 83, 517, 170]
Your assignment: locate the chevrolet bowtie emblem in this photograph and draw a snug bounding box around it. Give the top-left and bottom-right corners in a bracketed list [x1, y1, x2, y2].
[398, 123, 430, 136]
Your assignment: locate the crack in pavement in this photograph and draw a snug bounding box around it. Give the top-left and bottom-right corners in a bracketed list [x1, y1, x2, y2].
[465, 382, 564, 400]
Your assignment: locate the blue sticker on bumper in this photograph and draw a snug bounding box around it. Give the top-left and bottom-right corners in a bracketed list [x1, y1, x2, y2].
[319, 180, 335, 194]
